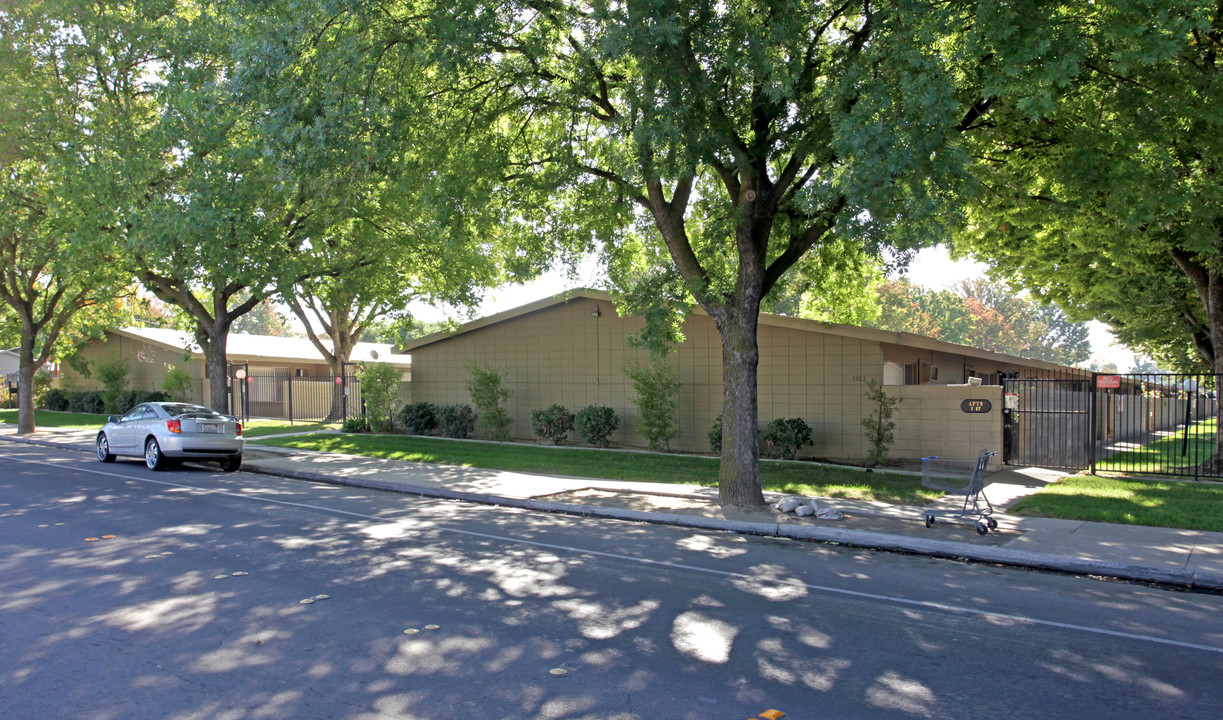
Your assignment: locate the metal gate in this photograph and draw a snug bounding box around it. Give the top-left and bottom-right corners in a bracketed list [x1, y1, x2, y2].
[1092, 373, 1221, 480]
[1004, 370, 1223, 479]
[1003, 369, 1094, 470]
[227, 362, 361, 424]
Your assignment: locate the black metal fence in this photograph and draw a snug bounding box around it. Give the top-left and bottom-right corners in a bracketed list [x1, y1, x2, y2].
[1004, 370, 1222, 479]
[227, 363, 363, 424]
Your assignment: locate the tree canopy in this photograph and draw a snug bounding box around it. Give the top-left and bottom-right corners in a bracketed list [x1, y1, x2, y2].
[284, 0, 1049, 504]
[954, 0, 1223, 374]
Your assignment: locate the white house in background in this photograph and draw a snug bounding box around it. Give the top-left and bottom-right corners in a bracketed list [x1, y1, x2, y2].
[2, 348, 59, 382]
[60, 327, 411, 408]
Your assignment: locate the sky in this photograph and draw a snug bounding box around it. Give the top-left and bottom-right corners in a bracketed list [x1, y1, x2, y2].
[407, 245, 1140, 371]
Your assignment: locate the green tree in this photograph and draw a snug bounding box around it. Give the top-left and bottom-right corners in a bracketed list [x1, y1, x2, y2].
[466, 364, 513, 441]
[953, 1, 1221, 375]
[625, 359, 682, 452]
[231, 300, 292, 337]
[290, 0, 1040, 506]
[357, 361, 403, 432]
[0, 0, 142, 433]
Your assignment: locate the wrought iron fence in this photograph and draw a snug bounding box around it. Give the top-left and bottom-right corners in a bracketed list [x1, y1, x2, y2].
[1004, 370, 1223, 479]
[226, 364, 361, 424]
[1092, 373, 1220, 480]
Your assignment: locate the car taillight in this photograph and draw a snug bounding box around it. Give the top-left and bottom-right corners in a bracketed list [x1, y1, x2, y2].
[236, 422, 242, 437]
[167, 419, 181, 434]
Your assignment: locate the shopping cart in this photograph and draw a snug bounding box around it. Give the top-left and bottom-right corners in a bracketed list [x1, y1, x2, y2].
[921, 450, 998, 535]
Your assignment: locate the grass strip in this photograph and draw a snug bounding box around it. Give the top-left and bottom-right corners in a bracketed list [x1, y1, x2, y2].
[242, 421, 336, 438]
[0, 410, 331, 438]
[253, 433, 940, 505]
[1010, 474, 1223, 532]
[0, 409, 109, 428]
[1096, 418, 1217, 474]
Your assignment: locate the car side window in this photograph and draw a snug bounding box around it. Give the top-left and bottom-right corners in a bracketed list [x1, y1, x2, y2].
[120, 405, 146, 423]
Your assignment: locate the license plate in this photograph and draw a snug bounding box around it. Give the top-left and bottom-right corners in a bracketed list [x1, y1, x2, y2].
[199, 423, 220, 434]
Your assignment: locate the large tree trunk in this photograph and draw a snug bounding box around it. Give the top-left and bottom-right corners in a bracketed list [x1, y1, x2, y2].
[713, 301, 766, 507]
[327, 355, 345, 421]
[1169, 247, 1223, 464]
[200, 324, 232, 415]
[16, 356, 37, 435]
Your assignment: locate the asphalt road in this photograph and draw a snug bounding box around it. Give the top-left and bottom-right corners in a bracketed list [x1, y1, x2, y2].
[2, 442, 1221, 720]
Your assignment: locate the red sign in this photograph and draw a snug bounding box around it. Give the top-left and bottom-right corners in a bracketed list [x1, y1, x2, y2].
[1097, 375, 1121, 389]
[335, 377, 343, 385]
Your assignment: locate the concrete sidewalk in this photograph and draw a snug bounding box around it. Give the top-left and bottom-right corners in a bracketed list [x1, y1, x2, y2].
[4, 424, 1222, 591]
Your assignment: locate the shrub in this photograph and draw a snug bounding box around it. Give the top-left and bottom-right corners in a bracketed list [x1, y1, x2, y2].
[624, 359, 682, 451]
[358, 361, 403, 432]
[708, 414, 723, 453]
[862, 379, 902, 467]
[397, 402, 439, 435]
[576, 404, 619, 448]
[94, 357, 131, 414]
[31, 372, 53, 408]
[437, 403, 476, 439]
[43, 388, 71, 412]
[532, 404, 576, 445]
[341, 416, 370, 433]
[761, 417, 813, 460]
[68, 390, 105, 414]
[116, 389, 170, 412]
[160, 365, 194, 402]
[466, 364, 512, 441]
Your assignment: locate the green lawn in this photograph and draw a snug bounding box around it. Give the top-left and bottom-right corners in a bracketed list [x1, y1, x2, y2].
[1010, 474, 1223, 532]
[254, 433, 941, 505]
[0, 409, 109, 428]
[1096, 417, 1218, 475]
[241, 420, 337, 438]
[0, 410, 331, 438]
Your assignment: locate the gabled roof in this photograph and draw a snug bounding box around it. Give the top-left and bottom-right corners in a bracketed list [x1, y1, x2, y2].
[114, 327, 411, 368]
[396, 288, 1076, 372]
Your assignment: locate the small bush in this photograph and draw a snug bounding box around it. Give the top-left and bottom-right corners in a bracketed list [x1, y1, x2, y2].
[43, 388, 71, 412]
[94, 357, 131, 414]
[68, 391, 105, 414]
[31, 373, 53, 408]
[160, 365, 194, 402]
[397, 402, 439, 435]
[576, 405, 619, 447]
[358, 362, 403, 432]
[341, 416, 371, 433]
[862, 379, 902, 467]
[625, 359, 682, 451]
[116, 389, 170, 412]
[437, 403, 477, 439]
[708, 414, 723, 453]
[761, 417, 813, 460]
[466, 364, 512, 440]
[532, 404, 576, 445]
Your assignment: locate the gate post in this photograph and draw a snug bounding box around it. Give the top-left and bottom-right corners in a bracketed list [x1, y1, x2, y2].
[1089, 372, 1098, 475]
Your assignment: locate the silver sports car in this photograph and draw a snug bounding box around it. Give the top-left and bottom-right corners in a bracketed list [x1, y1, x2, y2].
[96, 402, 244, 472]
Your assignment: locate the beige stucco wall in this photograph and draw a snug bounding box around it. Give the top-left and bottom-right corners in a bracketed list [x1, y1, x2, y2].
[891, 385, 1004, 460]
[409, 296, 898, 458]
[60, 334, 205, 400]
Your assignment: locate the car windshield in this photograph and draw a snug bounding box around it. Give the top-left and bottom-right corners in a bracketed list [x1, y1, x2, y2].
[162, 404, 224, 418]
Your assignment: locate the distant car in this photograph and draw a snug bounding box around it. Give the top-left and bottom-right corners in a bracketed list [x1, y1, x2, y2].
[96, 402, 244, 472]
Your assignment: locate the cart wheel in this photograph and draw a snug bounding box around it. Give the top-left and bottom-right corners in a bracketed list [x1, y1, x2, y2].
[925, 515, 934, 528]
[986, 517, 998, 530]
[975, 521, 988, 535]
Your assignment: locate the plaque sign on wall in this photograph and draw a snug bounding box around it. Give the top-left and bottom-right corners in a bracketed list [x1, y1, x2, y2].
[961, 399, 992, 414]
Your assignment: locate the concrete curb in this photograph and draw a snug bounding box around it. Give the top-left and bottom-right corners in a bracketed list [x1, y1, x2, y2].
[4, 431, 1220, 591]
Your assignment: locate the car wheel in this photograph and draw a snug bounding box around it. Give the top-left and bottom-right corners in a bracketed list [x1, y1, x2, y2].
[145, 438, 167, 471]
[96, 433, 116, 463]
[219, 454, 242, 473]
